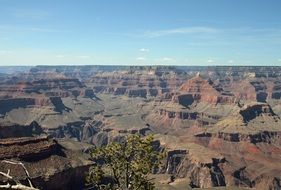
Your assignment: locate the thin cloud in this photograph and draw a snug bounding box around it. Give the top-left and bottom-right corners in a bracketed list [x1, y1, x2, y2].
[222, 27, 281, 45]
[0, 50, 12, 54]
[0, 25, 59, 33]
[10, 9, 50, 20]
[278, 59, 281, 62]
[207, 59, 214, 63]
[143, 27, 218, 38]
[228, 60, 235, 64]
[28, 27, 56, 32]
[139, 48, 150, 52]
[154, 57, 176, 63]
[162, 57, 174, 62]
[136, 57, 146, 61]
[56, 54, 65, 58]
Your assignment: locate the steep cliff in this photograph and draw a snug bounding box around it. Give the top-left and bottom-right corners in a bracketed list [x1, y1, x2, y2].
[0, 96, 69, 114]
[174, 75, 236, 106]
[0, 137, 92, 190]
[156, 137, 227, 188]
[0, 121, 43, 138]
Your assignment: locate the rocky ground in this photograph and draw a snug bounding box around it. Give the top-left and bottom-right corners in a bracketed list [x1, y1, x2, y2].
[0, 65, 281, 189]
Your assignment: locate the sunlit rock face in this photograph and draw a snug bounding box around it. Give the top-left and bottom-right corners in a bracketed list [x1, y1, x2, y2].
[0, 137, 92, 190]
[1, 66, 281, 189]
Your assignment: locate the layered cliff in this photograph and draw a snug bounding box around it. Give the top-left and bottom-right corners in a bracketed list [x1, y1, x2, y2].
[0, 137, 92, 190]
[0, 96, 69, 115]
[173, 75, 237, 106]
[156, 135, 227, 188]
[194, 102, 281, 145]
[0, 121, 43, 138]
[90, 71, 187, 98]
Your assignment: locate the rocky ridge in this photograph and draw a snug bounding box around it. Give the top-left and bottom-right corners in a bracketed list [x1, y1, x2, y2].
[0, 136, 92, 190]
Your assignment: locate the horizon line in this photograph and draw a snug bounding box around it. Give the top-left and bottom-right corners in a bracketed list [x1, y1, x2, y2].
[0, 64, 281, 67]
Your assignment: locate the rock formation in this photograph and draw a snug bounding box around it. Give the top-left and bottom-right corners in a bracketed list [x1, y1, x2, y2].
[0, 137, 92, 190]
[1, 65, 281, 189]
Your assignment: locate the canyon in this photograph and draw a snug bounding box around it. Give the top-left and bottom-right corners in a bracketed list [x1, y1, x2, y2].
[0, 65, 281, 189]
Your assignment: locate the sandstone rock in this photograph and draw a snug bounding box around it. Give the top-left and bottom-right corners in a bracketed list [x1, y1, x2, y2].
[0, 137, 92, 190]
[0, 121, 43, 138]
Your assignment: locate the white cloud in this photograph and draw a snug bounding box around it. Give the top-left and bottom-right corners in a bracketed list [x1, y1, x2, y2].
[144, 27, 218, 38]
[136, 57, 146, 61]
[207, 59, 214, 63]
[153, 57, 176, 63]
[228, 60, 235, 64]
[139, 48, 150, 52]
[0, 50, 12, 54]
[162, 57, 174, 62]
[56, 54, 65, 58]
[278, 59, 281, 62]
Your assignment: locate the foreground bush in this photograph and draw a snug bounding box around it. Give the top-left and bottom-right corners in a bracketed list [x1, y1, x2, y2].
[86, 135, 162, 190]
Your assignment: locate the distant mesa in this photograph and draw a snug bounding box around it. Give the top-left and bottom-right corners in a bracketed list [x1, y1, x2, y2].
[0, 65, 281, 189]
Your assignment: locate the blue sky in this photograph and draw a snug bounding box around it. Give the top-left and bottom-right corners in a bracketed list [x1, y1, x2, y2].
[0, 0, 281, 66]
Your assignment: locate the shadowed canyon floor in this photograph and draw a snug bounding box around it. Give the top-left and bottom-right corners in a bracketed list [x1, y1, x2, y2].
[0, 66, 281, 189]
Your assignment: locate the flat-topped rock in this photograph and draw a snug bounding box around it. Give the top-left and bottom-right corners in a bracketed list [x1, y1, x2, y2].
[0, 137, 92, 190]
[0, 136, 59, 161]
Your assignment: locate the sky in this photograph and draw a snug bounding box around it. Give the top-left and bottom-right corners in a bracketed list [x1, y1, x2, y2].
[0, 0, 281, 66]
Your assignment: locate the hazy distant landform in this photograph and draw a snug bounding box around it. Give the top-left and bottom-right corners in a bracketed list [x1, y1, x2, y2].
[0, 66, 281, 189]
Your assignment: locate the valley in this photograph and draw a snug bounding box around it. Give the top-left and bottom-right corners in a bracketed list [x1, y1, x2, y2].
[0, 66, 281, 189]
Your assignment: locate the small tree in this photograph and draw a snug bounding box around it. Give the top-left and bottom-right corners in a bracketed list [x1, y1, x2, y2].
[86, 135, 162, 190]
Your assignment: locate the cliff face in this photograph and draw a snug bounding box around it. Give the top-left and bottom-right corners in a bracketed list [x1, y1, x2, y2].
[173, 75, 237, 106]
[0, 121, 43, 138]
[239, 102, 276, 122]
[231, 78, 281, 102]
[195, 102, 281, 143]
[0, 96, 68, 114]
[0, 137, 59, 161]
[150, 99, 281, 189]
[158, 109, 198, 120]
[127, 88, 147, 98]
[90, 72, 187, 98]
[80, 88, 95, 98]
[157, 143, 227, 188]
[178, 76, 220, 104]
[271, 80, 281, 99]
[0, 137, 92, 190]
[196, 131, 281, 146]
[0, 78, 84, 95]
[93, 86, 165, 98]
[177, 156, 226, 188]
[0, 77, 92, 102]
[191, 135, 281, 189]
[31, 78, 85, 90]
[189, 103, 281, 189]
[1, 66, 281, 189]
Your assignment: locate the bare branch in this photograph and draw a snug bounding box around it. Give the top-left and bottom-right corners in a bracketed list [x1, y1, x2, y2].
[0, 183, 11, 188]
[2, 160, 34, 188]
[0, 160, 39, 190]
[0, 170, 13, 179]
